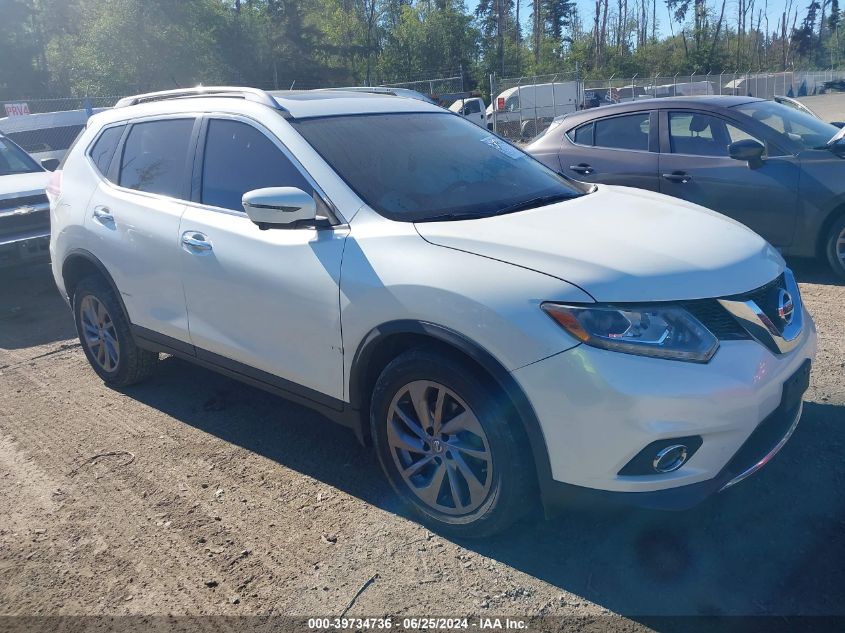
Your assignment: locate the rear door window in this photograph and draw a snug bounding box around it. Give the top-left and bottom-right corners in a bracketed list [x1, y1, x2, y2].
[88, 125, 125, 177]
[593, 113, 650, 151]
[200, 118, 312, 212]
[118, 119, 195, 198]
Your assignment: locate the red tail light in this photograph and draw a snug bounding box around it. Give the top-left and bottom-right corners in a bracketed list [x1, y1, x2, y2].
[496, 97, 505, 111]
[46, 169, 62, 203]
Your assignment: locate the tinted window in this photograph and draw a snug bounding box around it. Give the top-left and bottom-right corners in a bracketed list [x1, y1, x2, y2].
[668, 112, 729, 156]
[292, 112, 585, 222]
[570, 123, 593, 145]
[89, 125, 125, 177]
[119, 119, 194, 198]
[734, 100, 838, 150]
[0, 136, 41, 175]
[201, 119, 312, 212]
[464, 100, 481, 114]
[5, 124, 85, 153]
[594, 114, 650, 150]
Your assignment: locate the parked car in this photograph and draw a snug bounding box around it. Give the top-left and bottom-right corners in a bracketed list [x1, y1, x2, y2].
[527, 95, 845, 278]
[50, 87, 815, 537]
[448, 96, 486, 127]
[487, 81, 580, 138]
[0, 132, 52, 267]
[0, 107, 106, 163]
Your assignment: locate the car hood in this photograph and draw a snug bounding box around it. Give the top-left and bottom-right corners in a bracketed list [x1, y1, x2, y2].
[0, 171, 50, 200]
[414, 185, 784, 302]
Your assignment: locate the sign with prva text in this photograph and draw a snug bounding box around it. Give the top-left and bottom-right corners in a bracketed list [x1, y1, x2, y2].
[4, 103, 31, 117]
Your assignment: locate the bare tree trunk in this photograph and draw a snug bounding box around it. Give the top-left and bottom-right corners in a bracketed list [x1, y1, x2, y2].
[600, 0, 609, 64]
[535, 0, 542, 65]
[707, 0, 727, 68]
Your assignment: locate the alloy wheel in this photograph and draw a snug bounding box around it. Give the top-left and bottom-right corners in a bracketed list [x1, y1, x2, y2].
[837, 225, 845, 267]
[386, 380, 493, 515]
[80, 295, 120, 372]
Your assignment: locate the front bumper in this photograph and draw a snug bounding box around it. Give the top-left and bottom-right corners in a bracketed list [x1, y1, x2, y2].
[0, 231, 50, 267]
[541, 398, 804, 512]
[513, 307, 816, 509]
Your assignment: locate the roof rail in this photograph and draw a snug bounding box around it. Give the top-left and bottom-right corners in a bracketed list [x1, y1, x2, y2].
[114, 86, 284, 110]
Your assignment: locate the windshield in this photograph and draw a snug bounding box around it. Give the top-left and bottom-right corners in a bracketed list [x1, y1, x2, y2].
[732, 100, 839, 151]
[291, 112, 586, 222]
[0, 136, 41, 175]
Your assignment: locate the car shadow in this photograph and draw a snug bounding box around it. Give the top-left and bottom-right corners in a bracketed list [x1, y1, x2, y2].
[121, 356, 845, 619]
[7, 265, 844, 619]
[788, 257, 844, 286]
[0, 263, 77, 350]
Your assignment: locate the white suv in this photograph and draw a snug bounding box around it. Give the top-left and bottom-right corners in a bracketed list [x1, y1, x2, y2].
[50, 87, 816, 536]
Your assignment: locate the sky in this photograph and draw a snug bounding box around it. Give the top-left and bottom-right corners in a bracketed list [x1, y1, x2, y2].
[465, 0, 800, 40]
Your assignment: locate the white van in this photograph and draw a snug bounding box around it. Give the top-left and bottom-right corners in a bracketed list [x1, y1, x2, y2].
[448, 97, 486, 127]
[487, 82, 580, 139]
[0, 107, 107, 162]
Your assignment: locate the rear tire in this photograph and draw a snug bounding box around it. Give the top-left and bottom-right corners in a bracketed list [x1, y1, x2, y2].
[73, 275, 157, 386]
[370, 348, 535, 538]
[824, 215, 845, 280]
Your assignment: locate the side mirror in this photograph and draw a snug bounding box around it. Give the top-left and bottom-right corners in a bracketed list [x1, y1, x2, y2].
[831, 121, 845, 128]
[41, 158, 60, 172]
[728, 139, 765, 167]
[242, 187, 316, 229]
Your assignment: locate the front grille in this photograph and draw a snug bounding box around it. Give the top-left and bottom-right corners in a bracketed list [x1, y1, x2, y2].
[0, 209, 50, 237]
[732, 273, 787, 335]
[682, 299, 750, 340]
[0, 193, 48, 211]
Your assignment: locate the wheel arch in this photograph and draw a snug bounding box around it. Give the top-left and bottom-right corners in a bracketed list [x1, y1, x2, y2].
[61, 249, 127, 315]
[816, 201, 845, 259]
[349, 320, 556, 511]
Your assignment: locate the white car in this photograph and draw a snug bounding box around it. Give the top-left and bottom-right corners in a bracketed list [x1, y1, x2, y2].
[49, 87, 816, 537]
[0, 133, 51, 266]
[0, 107, 107, 163]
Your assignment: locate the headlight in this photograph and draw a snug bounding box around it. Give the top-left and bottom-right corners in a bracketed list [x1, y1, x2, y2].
[541, 303, 719, 363]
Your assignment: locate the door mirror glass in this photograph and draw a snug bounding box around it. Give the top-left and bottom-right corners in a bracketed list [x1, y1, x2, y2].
[40, 158, 60, 171]
[728, 139, 765, 165]
[242, 187, 316, 229]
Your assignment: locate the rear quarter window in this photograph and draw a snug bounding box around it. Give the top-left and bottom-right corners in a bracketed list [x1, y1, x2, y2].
[87, 125, 125, 178]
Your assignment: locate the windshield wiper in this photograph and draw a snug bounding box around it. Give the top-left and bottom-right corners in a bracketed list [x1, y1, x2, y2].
[491, 193, 575, 217]
[415, 193, 576, 223]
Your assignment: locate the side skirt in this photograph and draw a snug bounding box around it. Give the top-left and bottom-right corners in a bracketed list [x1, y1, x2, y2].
[131, 325, 364, 442]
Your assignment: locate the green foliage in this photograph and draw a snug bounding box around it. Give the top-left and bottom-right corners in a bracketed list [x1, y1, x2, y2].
[0, 0, 841, 101]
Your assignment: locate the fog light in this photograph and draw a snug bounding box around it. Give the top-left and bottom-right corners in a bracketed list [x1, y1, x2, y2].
[653, 445, 689, 473]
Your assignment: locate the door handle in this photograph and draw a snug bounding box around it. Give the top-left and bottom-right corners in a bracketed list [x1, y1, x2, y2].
[181, 231, 213, 253]
[92, 205, 114, 225]
[662, 171, 693, 183]
[569, 163, 593, 175]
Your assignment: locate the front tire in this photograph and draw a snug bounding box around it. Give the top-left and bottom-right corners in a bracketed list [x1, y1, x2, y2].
[73, 275, 158, 386]
[825, 214, 845, 280]
[370, 349, 534, 538]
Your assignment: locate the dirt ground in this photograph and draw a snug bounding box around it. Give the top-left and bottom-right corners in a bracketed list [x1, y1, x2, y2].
[0, 258, 843, 631]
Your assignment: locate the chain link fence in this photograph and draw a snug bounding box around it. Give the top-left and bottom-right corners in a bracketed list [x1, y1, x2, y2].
[488, 72, 582, 142]
[3, 69, 845, 161]
[378, 75, 465, 105]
